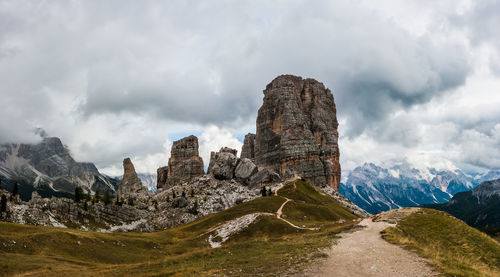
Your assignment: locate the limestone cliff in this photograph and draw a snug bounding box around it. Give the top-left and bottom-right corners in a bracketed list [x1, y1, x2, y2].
[253, 75, 341, 189]
[117, 158, 149, 200]
[157, 135, 204, 190]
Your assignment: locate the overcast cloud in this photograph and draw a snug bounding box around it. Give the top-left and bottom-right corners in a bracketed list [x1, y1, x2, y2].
[0, 0, 499, 176]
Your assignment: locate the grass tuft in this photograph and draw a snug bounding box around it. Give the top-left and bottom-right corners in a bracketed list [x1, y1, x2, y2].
[381, 209, 500, 277]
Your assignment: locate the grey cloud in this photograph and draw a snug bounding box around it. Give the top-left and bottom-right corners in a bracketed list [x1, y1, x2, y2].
[0, 0, 487, 172]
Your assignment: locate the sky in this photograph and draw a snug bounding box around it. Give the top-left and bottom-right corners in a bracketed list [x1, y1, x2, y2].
[1, 0, 499, 176]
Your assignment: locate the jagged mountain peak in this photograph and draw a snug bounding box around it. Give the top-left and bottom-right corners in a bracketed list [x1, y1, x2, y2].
[0, 136, 118, 200]
[340, 162, 497, 214]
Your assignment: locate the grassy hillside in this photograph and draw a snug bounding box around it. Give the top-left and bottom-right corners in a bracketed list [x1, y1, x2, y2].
[382, 209, 500, 277]
[0, 179, 359, 276]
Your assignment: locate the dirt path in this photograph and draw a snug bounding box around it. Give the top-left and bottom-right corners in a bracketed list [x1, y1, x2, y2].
[276, 197, 319, 231]
[313, 210, 438, 277]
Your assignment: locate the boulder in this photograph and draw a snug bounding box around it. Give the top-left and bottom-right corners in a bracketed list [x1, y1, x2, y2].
[247, 168, 280, 188]
[254, 75, 341, 189]
[208, 148, 238, 180]
[234, 158, 258, 183]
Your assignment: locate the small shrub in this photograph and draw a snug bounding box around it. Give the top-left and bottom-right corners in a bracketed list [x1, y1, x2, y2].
[261, 186, 267, 197]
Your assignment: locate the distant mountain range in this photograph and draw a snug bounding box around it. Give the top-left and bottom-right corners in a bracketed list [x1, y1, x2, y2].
[339, 162, 500, 214]
[425, 178, 500, 227]
[0, 137, 119, 200]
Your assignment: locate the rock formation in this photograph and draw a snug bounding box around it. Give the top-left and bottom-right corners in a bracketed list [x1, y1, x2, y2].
[234, 158, 258, 184]
[240, 133, 256, 160]
[208, 147, 239, 180]
[253, 75, 341, 189]
[117, 158, 149, 200]
[0, 136, 119, 200]
[156, 135, 205, 190]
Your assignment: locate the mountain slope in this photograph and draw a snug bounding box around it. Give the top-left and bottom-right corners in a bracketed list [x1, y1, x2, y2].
[424, 178, 500, 228]
[0, 179, 360, 276]
[339, 163, 483, 214]
[0, 137, 119, 200]
[382, 208, 500, 276]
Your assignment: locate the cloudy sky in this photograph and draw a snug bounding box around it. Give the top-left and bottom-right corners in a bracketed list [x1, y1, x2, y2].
[1, 0, 499, 176]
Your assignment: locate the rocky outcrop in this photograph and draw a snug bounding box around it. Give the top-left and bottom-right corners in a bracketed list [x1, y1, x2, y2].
[254, 75, 341, 189]
[426, 178, 500, 227]
[0, 136, 119, 200]
[247, 168, 280, 188]
[208, 147, 239, 180]
[117, 158, 150, 200]
[240, 133, 256, 160]
[156, 135, 205, 190]
[234, 158, 258, 183]
[157, 166, 168, 189]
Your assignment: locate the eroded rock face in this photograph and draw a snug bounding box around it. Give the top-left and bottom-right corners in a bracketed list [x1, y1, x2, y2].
[240, 133, 256, 160]
[254, 75, 341, 189]
[157, 135, 205, 190]
[234, 158, 258, 184]
[208, 147, 238, 180]
[117, 158, 149, 200]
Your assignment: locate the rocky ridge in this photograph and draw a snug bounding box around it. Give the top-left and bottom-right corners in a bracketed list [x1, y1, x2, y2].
[0, 137, 119, 200]
[0, 74, 365, 232]
[339, 162, 488, 214]
[425, 178, 500, 227]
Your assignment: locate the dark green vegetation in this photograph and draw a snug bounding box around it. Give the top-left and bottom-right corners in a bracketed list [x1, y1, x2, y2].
[425, 191, 500, 228]
[382, 209, 500, 277]
[0, 179, 359, 276]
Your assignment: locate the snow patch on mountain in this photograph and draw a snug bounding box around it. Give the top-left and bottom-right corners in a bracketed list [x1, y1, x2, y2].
[339, 162, 498, 214]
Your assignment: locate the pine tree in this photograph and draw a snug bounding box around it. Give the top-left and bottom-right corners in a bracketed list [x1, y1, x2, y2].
[189, 200, 199, 215]
[127, 197, 134, 206]
[182, 190, 186, 198]
[172, 191, 176, 198]
[261, 186, 267, 197]
[74, 187, 83, 203]
[1, 194, 7, 212]
[103, 191, 111, 205]
[190, 189, 194, 197]
[268, 188, 272, 196]
[94, 190, 100, 203]
[12, 182, 18, 196]
[0, 178, 2, 190]
[83, 201, 88, 211]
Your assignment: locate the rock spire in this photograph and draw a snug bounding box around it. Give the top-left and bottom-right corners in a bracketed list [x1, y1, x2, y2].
[252, 75, 341, 189]
[157, 135, 205, 190]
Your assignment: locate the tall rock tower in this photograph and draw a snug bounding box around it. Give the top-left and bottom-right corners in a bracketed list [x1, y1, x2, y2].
[157, 135, 205, 190]
[251, 75, 341, 189]
[117, 158, 149, 200]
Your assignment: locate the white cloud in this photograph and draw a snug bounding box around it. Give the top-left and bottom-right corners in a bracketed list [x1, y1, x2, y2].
[199, 125, 243, 168]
